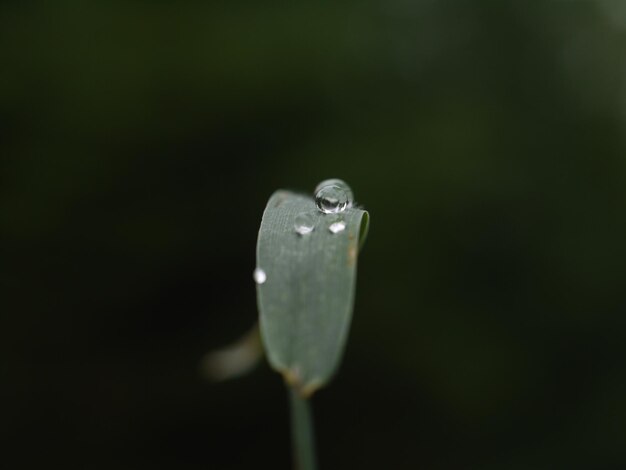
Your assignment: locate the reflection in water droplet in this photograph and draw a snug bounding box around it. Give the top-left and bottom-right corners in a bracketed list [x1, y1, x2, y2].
[294, 212, 316, 236]
[314, 179, 354, 214]
[329, 219, 346, 234]
[253, 268, 267, 285]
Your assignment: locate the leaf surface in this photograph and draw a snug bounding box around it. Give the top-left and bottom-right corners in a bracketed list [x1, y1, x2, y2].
[256, 190, 369, 396]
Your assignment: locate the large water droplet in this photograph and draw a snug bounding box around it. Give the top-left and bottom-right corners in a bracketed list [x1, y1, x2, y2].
[253, 268, 267, 285]
[294, 212, 315, 236]
[314, 179, 354, 214]
[328, 219, 346, 234]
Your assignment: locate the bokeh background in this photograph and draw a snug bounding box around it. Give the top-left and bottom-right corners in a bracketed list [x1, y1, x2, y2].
[3, 1, 626, 469]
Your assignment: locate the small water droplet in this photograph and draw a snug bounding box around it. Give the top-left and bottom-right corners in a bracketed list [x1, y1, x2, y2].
[294, 212, 316, 236]
[253, 268, 267, 285]
[314, 179, 354, 214]
[328, 219, 346, 234]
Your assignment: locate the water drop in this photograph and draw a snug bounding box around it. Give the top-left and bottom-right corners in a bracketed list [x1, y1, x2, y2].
[314, 179, 354, 214]
[294, 212, 315, 236]
[328, 219, 346, 234]
[253, 268, 267, 285]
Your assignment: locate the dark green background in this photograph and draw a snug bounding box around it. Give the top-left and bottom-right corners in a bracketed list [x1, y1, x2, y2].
[3, 1, 626, 469]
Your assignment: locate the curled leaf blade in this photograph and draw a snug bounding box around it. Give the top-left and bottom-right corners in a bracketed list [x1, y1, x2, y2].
[256, 190, 369, 396]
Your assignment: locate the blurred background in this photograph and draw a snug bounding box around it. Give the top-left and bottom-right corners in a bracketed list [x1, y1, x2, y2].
[2, 1, 626, 469]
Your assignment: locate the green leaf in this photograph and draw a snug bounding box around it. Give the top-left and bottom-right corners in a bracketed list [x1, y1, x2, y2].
[255, 189, 369, 396]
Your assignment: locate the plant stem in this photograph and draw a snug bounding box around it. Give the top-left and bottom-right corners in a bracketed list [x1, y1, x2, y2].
[289, 387, 318, 470]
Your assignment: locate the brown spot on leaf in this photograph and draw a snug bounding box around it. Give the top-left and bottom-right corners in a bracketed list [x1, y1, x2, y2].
[300, 380, 322, 398]
[282, 366, 301, 388]
[347, 241, 357, 266]
[281, 367, 322, 398]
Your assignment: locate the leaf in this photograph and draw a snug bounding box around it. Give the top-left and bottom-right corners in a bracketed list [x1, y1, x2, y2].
[255, 190, 369, 396]
[200, 324, 263, 381]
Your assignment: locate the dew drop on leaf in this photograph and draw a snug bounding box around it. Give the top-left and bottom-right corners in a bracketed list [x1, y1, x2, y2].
[253, 268, 267, 285]
[328, 219, 346, 234]
[294, 212, 316, 236]
[314, 179, 354, 214]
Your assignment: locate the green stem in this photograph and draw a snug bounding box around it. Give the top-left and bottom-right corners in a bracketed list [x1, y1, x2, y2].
[289, 387, 318, 470]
